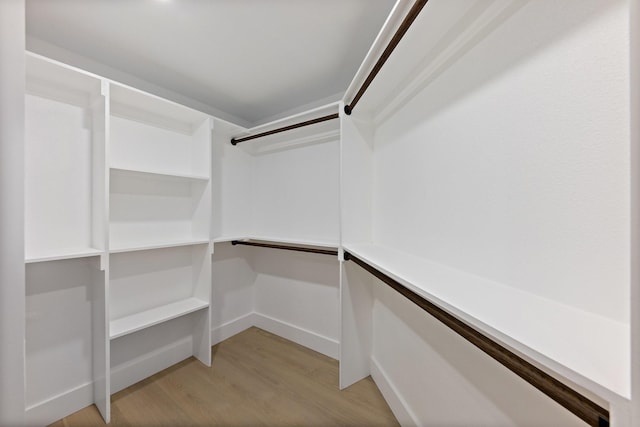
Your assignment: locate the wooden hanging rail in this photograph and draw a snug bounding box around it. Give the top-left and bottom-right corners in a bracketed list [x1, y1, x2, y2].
[231, 113, 339, 145]
[343, 251, 610, 427]
[231, 240, 338, 256]
[344, 0, 429, 115]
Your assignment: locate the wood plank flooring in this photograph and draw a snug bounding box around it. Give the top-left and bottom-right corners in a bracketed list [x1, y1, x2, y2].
[50, 327, 399, 426]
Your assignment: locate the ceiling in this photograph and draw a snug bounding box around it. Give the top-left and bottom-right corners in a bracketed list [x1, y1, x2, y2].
[25, 0, 396, 127]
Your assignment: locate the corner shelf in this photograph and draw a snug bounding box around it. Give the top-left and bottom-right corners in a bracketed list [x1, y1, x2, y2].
[343, 242, 630, 401]
[215, 235, 339, 249]
[110, 297, 209, 339]
[25, 247, 103, 264]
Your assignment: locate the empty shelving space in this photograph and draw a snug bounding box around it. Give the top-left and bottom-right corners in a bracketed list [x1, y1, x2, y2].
[109, 83, 211, 179]
[109, 242, 211, 392]
[24, 55, 106, 264]
[25, 257, 104, 425]
[213, 106, 340, 246]
[109, 169, 210, 251]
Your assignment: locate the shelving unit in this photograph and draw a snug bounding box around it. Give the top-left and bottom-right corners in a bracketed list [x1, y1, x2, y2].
[22, 54, 214, 425]
[109, 86, 212, 252]
[340, 1, 632, 423]
[344, 243, 630, 399]
[107, 83, 213, 394]
[23, 54, 110, 425]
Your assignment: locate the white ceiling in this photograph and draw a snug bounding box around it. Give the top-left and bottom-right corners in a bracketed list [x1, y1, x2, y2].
[26, 0, 396, 127]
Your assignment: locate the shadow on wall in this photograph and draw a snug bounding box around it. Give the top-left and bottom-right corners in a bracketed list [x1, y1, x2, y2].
[248, 246, 339, 289]
[371, 278, 590, 427]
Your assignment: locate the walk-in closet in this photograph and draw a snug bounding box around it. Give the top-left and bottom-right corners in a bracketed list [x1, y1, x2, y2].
[1, 0, 638, 426]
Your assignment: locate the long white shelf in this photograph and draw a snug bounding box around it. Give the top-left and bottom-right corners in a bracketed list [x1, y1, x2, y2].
[109, 239, 210, 254]
[110, 166, 209, 181]
[343, 242, 630, 401]
[25, 246, 103, 264]
[110, 297, 209, 340]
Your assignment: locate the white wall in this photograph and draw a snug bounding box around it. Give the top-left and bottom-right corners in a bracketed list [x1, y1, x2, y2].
[373, 0, 630, 322]
[212, 131, 253, 239]
[0, 0, 26, 424]
[371, 279, 588, 427]
[211, 242, 256, 343]
[631, 0, 640, 423]
[251, 139, 340, 243]
[210, 242, 340, 359]
[252, 248, 340, 358]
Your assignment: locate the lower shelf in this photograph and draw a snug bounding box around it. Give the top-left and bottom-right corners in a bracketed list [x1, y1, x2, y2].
[110, 297, 209, 339]
[343, 243, 629, 401]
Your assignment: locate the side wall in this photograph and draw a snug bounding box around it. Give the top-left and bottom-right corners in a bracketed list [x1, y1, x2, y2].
[373, 0, 630, 322]
[370, 280, 588, 426]
[0, 0, 26, 424]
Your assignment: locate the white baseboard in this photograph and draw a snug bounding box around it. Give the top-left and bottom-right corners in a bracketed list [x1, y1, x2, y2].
[370, 357, 420, 427]
[253, 312, 339, 359]
[110, 336, 193, 394]
[25, 381, 94, 427]
[210, 313, 255, 346]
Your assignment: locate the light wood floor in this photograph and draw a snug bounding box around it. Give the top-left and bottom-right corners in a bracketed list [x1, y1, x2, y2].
[50, 327, 399, 426]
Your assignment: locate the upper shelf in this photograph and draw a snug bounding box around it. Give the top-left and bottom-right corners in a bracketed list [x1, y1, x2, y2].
[214, 235, 339, 249]
[233, 104, 340, 155]
[343, 242, 630, 401]
[26, 54, 102, 108]
[345, 0, 522, 123]
[110, 83, 210, 135]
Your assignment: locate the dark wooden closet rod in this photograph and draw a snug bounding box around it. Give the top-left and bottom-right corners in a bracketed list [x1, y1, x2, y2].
[343, 251, 610, 427]
[344, 0, 429, 115]
[230, 113, 339, 145]
[231, 240, 338, 256]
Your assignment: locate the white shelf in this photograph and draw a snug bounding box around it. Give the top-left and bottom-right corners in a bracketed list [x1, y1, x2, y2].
[110, 297, 209, 340]
[217, 235, 339, 249]
[251, 235, 339, 249]
[25, 247, 103, 264]
[343, 242, 630, 400]
[110, 83, 208, 134]
[346, 0, 521, 124]
[110, 166, 209, 181]
[109, 239, 210, 254]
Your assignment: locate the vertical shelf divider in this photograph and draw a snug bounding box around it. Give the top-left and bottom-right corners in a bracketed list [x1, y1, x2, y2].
[92, 79, 110, 423]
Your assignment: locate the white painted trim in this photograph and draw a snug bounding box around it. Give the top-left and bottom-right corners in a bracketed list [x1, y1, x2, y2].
[110, 336, 193, 394]
[211, 313, 255, 346]
[25, 382, 94, 427]
[253, 312, 339, 359]
[370, 357, 421, 427]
